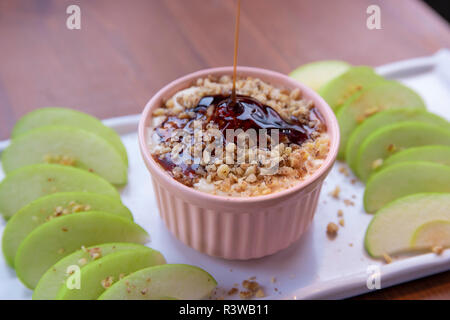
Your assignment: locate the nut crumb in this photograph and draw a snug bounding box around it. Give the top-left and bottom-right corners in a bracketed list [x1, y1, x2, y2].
[101, 276, 114, 289]
[337, 209, 343, 217]
[239, 291, 253, 299]
[270, 277, 276, 283]
[387, 144, 396, 152]
[326, 222, 339, 238]
[372, 158, 384, 169]
[228, 288, 238, 295]
[255, 288, 265, 298]
[242, 280, 259, 292]
[329, 186, 341, 199]
[432, 246, 444, 255]
[343, 199, 355, 207]
[87, 247, 102, 260]
[338, 166, 350, 177]
[383, 253, 392, 264]
[339, 218, 345, 227]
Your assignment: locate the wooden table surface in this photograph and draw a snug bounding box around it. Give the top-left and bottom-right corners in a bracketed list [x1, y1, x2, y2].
[0, 0, 449, 299]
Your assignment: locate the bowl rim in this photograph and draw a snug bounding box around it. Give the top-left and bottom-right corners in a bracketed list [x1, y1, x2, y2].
[138, 66, 340, 204]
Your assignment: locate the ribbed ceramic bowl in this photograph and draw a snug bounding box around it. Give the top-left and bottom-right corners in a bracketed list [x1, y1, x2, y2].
[138, 66, 339, 260]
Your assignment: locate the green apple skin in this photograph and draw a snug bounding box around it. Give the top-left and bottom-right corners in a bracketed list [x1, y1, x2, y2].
[336, 81, 426, 160]
[98, 264, 217, 300]
[365, 193, 450, 257]
[0, 164, 119, 219]
[11, 107, 128, 166]
[382, 145, 450, 168]
[2, 192, 132, 267]
[410, 220, 450, 249]
[15, 211, 149, 289]
[356, 122, 450, 182]
[289, 60, 351, 92]
[33, 243, 146, 300]
[2, 125, 127, 185]
[346, 109, 448, 172]
[318, 66, 384, 112]
[364, 162, 450, 213]
[56, 247, 166, 300]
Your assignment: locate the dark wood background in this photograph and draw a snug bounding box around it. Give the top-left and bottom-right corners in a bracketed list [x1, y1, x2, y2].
[0, 0, 449, 299]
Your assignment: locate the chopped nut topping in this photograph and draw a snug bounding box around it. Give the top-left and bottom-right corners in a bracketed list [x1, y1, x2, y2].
[44, 154, 76, 166]
[337, 209, 344, 217]
[149, 76, 329, 197]
[46, 201, 91, 221]
[339, 219, 345, 227]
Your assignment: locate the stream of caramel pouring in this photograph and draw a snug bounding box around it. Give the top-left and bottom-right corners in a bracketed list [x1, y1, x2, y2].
[231, 0, 241, 103]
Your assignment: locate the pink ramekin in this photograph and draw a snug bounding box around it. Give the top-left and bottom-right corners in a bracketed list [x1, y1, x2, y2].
[138, 67, 339, 260]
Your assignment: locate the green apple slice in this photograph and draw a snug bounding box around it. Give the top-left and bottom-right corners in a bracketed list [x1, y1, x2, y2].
[365, 193, 450, 257]
[336, 81, 426, 159]
[57, 247, 166, 300]
[2, 126, 127, 185]
[346, 109, 448, 172]
[33, 243, 147, 300]
[98, 264, 217, 300]
[2, 192, 132, 267]
[289, 60, 351, 92]
[0, 164, 119, 219]
[364, 162, 450, 213]
[410, 220, 450, 249]
[356, 122, 450, 182]
[383, 145, 450, 168]
[15, 211, 149, 289]
[11, 107, 128, 165]
[318, 66, 384, 111]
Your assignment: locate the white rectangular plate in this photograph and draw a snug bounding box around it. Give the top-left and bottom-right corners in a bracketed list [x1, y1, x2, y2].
[1, 50, 450, 300]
